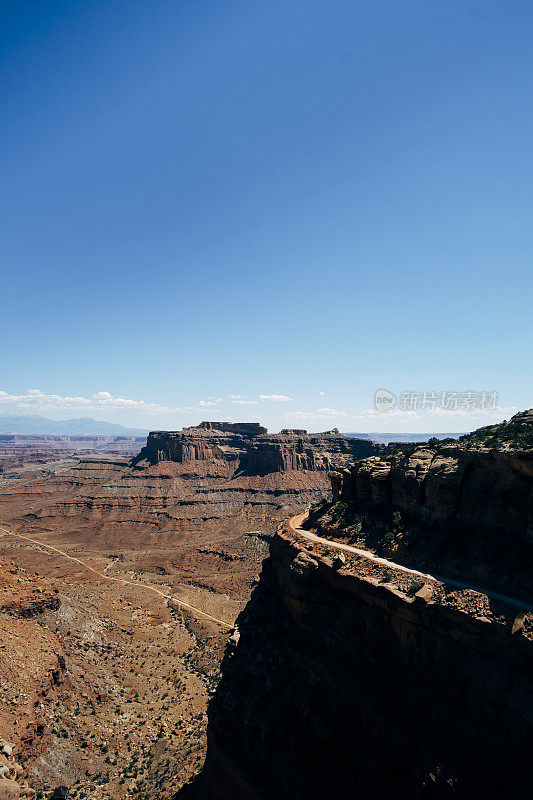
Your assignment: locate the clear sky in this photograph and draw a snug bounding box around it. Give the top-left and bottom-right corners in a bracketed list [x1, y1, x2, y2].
[2, 0, 532, 433]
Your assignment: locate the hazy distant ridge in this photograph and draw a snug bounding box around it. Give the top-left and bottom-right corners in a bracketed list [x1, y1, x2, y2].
[345, 432, 466, 445]
[0, 415, 148, 436]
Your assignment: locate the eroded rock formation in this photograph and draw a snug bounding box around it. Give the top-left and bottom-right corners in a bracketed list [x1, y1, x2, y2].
[188, 526, 533, 800]
[184, 412, 533, 800]
[0, 434, 146, 477]
[322, 429, 533, 599]
[136, 422, 379, 474]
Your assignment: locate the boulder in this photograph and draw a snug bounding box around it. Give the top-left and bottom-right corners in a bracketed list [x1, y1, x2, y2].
[0, 778, 20, 800]
[289, 552, 319, 580]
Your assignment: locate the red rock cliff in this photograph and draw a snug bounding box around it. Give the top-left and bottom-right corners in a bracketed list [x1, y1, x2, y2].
[136, 423, 380, 474]
[179, 413, 533, 800]
[183, 525, 532, 800]
[325, 443, 533, 599]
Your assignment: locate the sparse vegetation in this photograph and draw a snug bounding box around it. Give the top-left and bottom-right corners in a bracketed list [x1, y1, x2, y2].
[458, 411, 533, 450]
[392, 511, 402, 529]
[407, 579, 425, 596]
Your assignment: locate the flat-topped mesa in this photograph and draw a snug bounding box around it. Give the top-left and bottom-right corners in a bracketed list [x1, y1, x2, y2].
[134, 422, 380, 473]
[193, 421, 268, 436]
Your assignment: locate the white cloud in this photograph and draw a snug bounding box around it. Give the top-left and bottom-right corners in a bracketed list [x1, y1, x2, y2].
[198, 398, 222, 408]
[353, 404, 517, 422]
[0, 389, 197, 416]
[427, 404, 517, 419]
[260, 394, 293, 402]
[352, 408, 419, 422]
[282, 407, 348, 424]
[349, 404, 518, 433]
[319, 391, 325, 396]
[230, 394, 258, 405]
[0, 389, 92, 410]
[319, 407, 347, 416]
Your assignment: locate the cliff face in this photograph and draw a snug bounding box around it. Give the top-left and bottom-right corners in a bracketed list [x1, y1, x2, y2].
[324, 444, 533, 599]
[190, 527, 533, 800]
[184, 414, 533, 800]
[137, 422, 379, 474]
[330, 446, 533, 537]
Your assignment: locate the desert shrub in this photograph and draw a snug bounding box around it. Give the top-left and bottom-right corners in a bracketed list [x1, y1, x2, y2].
[392, 510, 402, 529]
[331, 501, 349, 521]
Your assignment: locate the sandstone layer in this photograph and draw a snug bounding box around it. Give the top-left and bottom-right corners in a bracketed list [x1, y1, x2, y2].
[136, 422, 379, 474]
[320, 439, 533, 600]
[0, 435, 147, 481]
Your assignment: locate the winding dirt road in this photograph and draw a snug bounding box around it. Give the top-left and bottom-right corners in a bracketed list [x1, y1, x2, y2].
[3, 512, 530, 627]
[0, 524, 233, 629]
[288, 512, 533, 613]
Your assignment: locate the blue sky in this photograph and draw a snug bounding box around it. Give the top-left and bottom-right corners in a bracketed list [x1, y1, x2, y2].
[1, 0, 532, 432]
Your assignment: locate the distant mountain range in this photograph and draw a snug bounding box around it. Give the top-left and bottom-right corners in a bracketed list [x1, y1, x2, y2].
[0, 415, 148, 436]
[346, 432, 466, 445]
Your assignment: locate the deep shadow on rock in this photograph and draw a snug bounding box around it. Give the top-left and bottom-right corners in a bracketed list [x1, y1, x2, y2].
[177, 526, 532, 800]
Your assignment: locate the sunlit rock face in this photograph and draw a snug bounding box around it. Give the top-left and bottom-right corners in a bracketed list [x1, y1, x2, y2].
[136, 422, 380, 474]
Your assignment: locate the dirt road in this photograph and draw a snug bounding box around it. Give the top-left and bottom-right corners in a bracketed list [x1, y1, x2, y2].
[288, 512, 533, 612]
[0, 523, 234, 629]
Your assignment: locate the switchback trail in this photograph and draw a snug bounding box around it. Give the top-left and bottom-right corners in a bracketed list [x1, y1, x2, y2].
[288, 512, 533, 613]
[0, 524, 233, 629]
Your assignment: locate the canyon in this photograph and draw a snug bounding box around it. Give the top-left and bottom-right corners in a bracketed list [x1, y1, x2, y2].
[0, 423, 376, 799]
[184, 411, 533, 800]
[0, 435, 147, 481]
[317, 419, 533, 601]
[1, 415, 532, 799]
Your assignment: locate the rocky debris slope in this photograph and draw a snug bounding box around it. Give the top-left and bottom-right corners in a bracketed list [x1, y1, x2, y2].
[0, 563, 65, 797]
[0, 738, 37, 800]
[186, 524, 533, 800]
[0, 571, 60, 619]
[135, 422, 380, 474]
[0, 440, 344, 798]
